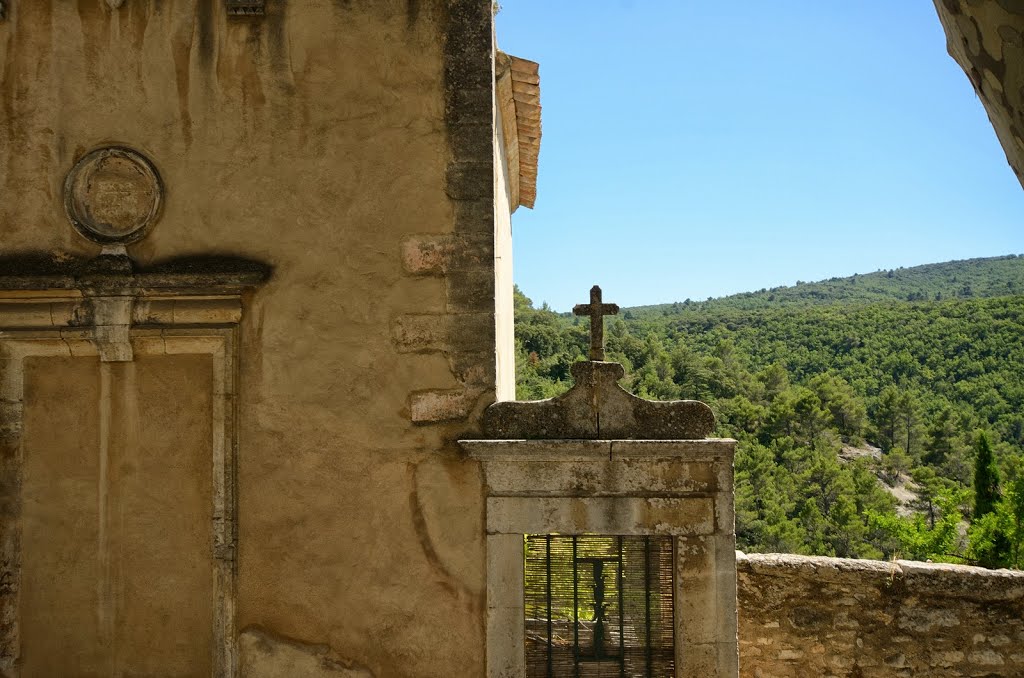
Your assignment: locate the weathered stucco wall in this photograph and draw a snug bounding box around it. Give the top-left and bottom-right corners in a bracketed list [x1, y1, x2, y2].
[934, 0, 1024, 189]
[21, 355, 214, 677]
[0, 1, 494, 676]
[737, 552, 1024, 677]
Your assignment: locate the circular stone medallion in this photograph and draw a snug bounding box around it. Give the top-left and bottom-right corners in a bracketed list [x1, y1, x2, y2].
[64, 146, 163, 245]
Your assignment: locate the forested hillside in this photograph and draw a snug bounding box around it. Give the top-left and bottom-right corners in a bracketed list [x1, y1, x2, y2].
[629, 254, 1024, 313]
[514, 256, 1024, 568]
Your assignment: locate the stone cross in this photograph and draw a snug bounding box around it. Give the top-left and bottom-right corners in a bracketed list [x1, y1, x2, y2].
[573, 285, 619, 361]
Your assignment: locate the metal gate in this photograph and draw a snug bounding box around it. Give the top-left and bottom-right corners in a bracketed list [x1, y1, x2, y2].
[524, 535, 675, 678]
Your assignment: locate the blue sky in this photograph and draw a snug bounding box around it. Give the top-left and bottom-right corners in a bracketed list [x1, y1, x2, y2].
[496, 2, 1024, 311]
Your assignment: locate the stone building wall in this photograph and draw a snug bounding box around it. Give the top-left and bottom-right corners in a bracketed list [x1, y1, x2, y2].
[737, 552, 1024, 678]
[0, 1, 495, 676]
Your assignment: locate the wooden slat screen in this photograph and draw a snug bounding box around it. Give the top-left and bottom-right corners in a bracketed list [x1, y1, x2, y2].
[524, 535, 675, 678]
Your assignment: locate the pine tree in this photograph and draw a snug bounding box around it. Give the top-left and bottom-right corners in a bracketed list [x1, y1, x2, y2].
[874, 385, 902, 452]
[897, 389, 924, 459]
[973, 432, 1000, 518]
[924, 406, 957, 466]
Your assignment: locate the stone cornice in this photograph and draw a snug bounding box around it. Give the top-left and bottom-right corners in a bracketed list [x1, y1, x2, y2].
[0, 252, 270, 297]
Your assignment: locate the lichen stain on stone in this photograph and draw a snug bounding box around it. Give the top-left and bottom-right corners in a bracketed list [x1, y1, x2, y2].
[239, 626, 374, 678]
[1, 41, 13, 174]
[220, 20, 268, 124]
[265, 5, 296, 95]
[195, 0, 215, 69]
[76, 0, 111, 82]
[171, 10, 196, 146]
[125, 1, 150, 66]
[569, 464, 598, 494]
[4, 3, 58, 188]
[239, 53, 268, 115]
[406, 0, 420, 29]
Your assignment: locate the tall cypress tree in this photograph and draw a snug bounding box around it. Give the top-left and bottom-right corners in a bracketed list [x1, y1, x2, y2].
[973, 432, 1001, 518]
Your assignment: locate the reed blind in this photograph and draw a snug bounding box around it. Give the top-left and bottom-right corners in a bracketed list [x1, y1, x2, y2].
[524, 535, 675, 678]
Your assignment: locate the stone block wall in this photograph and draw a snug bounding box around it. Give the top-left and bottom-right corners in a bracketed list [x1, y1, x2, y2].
[737, 552, 1024, 677]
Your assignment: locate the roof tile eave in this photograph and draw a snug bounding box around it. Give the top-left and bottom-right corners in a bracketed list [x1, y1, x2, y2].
[499, 51, 541, 210]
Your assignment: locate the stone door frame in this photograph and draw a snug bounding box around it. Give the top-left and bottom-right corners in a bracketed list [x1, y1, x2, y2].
[0, 293, 245, 678]
[463, 439, 740, 678]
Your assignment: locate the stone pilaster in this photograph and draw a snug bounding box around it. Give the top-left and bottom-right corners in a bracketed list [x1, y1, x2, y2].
[395, 0, 496, 430]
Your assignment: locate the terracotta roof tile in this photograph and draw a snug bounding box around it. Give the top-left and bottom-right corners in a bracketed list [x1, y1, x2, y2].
[496, 52, 541, 210]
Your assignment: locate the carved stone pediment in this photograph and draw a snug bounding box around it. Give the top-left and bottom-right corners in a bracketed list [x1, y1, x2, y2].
[483, 360, 715, 440]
